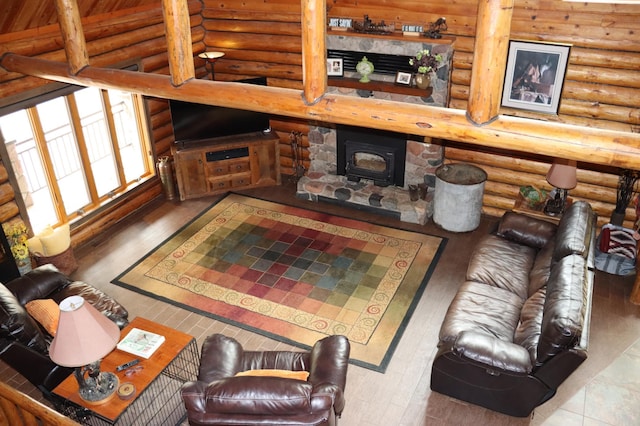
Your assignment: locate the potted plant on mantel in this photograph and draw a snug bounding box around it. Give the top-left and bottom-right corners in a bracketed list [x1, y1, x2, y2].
[611, 169, 639, 226]
[409, 48, 443, 90]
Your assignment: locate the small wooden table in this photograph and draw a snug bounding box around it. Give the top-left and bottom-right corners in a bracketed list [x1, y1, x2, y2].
[512, 193, 572, 225]
[53, 317, 199, 426]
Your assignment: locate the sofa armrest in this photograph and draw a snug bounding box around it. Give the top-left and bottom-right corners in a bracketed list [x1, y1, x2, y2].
[309, 335, 350, 391]
[453, 330, 533, 375]
[181, 380, 209, 413]
[197, 334, 244, 383]
[311, 382, 345, 415]
[0, 339, 72, 391]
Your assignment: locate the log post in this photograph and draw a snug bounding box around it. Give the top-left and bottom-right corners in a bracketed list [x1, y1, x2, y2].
[300, 0, 326, 104]
[54, 0, 89, 75]
[467, 0, 514, 125]
[162, 0, 195, 86]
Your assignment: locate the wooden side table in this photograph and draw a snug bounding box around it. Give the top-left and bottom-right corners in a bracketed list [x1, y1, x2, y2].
[53, 317, 199, 426]
[512, 193, 572, 225]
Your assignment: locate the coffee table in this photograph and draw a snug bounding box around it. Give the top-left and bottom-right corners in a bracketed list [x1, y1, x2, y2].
[53, 317, 199, 426]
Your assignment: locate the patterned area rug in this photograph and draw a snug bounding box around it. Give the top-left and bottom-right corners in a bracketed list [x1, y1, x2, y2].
[112, 193, 446, 372]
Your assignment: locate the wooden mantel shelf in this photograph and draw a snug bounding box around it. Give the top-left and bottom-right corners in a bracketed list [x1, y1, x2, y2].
[327, 30, 455, 46]
[328, 77, 433, 98]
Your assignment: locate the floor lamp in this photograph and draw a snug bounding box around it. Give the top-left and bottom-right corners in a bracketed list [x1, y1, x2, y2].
[198, 52, 225, 80]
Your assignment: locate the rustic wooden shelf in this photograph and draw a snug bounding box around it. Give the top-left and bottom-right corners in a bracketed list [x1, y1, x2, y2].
[328, 77, 433, 97]
[327, 30, 455, 46]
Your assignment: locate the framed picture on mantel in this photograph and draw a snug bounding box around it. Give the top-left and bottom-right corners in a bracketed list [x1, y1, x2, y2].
[327, 58, 344, 77]
[501, 40, 571, 115]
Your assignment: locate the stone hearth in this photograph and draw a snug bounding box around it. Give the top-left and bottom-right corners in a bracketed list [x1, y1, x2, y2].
[297, 126, 443, 224]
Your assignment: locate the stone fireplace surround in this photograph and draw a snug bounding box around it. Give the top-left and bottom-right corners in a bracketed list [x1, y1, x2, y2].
[296, 34, 452, 224]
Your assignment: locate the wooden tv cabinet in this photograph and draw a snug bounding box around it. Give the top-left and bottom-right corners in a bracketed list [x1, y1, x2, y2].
[171, 132, 280, 200]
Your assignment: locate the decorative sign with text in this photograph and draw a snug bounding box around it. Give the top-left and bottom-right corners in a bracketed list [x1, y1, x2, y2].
[329, 17, 353, 31]
[402, 24, 424, 36]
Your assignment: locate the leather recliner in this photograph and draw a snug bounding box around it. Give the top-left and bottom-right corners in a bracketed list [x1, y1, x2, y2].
[181, 333, 350, 426]
[0, 264, 129, 399]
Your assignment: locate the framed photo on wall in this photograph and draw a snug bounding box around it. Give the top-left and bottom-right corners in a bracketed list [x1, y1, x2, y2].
[501, 41, 571, 114]
[327, 58, 344, 77]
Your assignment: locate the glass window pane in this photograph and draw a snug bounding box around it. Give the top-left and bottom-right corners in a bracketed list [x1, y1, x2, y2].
[109, 90, 146, 182]
[36, 98, 90, 215]
[75, 88, 120, 196]
[0, 111, 58, 233]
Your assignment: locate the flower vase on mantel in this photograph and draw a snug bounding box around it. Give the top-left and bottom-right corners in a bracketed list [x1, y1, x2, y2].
[414, 73, 431, 90]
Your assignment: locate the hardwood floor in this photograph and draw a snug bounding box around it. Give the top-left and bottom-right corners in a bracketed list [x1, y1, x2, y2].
[3, 181, 640, 425]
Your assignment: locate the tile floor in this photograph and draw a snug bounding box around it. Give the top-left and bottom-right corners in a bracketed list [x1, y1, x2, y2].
[2, 183, 640, 425]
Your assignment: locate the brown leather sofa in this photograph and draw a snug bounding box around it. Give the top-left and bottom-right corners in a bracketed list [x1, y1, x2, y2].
[431, 200, 596, 417]
[181, 333, 350, 426]
[0, 264, 128, 399]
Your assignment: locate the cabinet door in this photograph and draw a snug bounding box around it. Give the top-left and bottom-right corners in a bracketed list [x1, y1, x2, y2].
[174, 150, 208, 200]
[252, 141, 280, 186]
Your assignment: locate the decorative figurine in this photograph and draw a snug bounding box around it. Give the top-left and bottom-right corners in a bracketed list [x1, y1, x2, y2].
[423, 17, 447, 39]
[356, 56, 374, 83]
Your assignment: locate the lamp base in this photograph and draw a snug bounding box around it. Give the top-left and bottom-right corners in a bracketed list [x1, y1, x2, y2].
[544, 188, 567, 216]
[77, 370, 119, 405]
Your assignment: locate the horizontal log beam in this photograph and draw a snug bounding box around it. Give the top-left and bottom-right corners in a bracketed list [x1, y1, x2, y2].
[2, 53, 640, 170]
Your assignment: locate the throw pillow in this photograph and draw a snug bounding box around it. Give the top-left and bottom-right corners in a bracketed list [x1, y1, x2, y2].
[235, 369, 309, 381]
[25, 299, 60, 336]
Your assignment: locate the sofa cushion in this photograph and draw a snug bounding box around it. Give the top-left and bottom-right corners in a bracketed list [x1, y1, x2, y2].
[537, 254, 586, 364]
[466, 235, 536, 301]
[0, 283, 49, 354]
[553, 201, 594, 261]
[52, 281, 129, 329]
[235, 369, 309, 381]
[439, 281, 524, 344]
[497, 211, 557, 249]
[514, 287, 546, 364]
[25, 299, 59, 336]
[528, 237, 556, 297]
[4, 264, 69, 306]
[203, 376, 313, 415]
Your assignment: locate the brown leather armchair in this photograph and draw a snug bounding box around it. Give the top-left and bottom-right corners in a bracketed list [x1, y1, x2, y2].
[181, 334, 350, 426]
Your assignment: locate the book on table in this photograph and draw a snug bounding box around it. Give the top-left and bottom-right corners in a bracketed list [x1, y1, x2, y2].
[116, 328, 165, 359]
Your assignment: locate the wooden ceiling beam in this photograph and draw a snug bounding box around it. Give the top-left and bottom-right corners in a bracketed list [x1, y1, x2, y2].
[1, 0, 640, 169]
[2, 52, 640, 169]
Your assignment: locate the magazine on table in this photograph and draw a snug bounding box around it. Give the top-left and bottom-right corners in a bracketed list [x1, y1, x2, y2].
[117, 328, 165, 359]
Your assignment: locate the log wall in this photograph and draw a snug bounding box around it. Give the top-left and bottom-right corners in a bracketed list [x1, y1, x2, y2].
[199, 0, 640, 226]
[0, 1, 203, 247]
[0, 0, 639, 247]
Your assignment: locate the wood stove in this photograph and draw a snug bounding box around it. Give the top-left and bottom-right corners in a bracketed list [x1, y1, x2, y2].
[336, 125, 406, 187]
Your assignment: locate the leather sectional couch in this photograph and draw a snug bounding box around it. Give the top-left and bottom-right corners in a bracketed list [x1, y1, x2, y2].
[0, 264, 128, 399]
[431, 200, 596, 417]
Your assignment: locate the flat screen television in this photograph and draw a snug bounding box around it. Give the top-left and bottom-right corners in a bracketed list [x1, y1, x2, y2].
[169, 77, 271, 146]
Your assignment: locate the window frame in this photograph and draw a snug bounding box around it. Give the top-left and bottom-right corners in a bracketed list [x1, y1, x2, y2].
[0, 61, 155, 232]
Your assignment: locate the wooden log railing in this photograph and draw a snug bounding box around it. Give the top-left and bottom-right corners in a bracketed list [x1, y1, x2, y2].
[0, 381, 79, 426]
